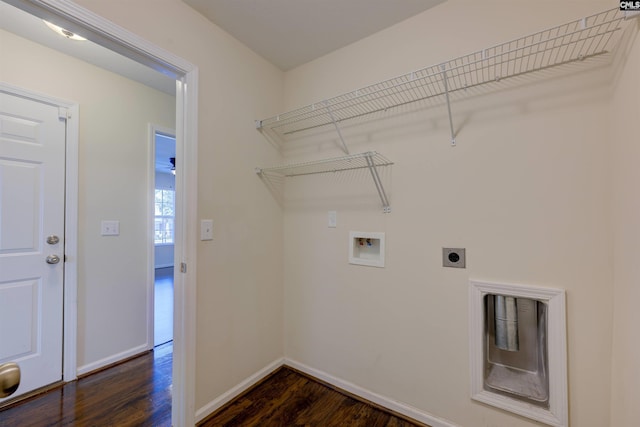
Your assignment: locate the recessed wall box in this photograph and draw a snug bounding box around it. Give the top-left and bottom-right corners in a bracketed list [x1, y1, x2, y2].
[469, 280, 568, 427]
[349, 231, 385, 268]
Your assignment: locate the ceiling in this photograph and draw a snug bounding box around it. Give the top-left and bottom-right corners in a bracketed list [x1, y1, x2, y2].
[1, 0, 445, 171]
[0, 1, 176, 173]
[0, 1, 176, 96]
[183, 0, 446, 70]
[2, 0, 446, 90]
[155, 133, 177, 176]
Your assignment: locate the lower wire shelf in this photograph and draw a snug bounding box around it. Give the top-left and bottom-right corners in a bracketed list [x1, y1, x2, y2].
[256, 151, 393, 213]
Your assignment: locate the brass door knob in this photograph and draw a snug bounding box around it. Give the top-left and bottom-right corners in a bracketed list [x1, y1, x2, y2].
[0, 362, 20, 398]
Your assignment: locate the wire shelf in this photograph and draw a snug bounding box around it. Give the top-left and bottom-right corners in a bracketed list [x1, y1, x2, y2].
[256, 151, 393, 212]
[257, 8, 627, 136]
[256, 151, 393, 177]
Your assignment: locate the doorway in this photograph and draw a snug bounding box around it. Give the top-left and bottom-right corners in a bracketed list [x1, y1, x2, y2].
[153, 130, 176, 347]
[1, 1, 198, 425]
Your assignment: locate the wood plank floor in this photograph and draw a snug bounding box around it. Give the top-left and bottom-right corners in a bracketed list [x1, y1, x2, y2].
[1, 345, 427, 427]
[199, 367, 428, 427]
[0, 343, 173, 427]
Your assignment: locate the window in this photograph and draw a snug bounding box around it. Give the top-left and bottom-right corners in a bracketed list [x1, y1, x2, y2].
[155, 189, 175, 244]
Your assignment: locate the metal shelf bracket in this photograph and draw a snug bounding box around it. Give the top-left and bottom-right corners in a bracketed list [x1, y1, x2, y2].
[440, 63, 456, 147]
[325, 101, 350, 155]
[364, 152, 391, 213]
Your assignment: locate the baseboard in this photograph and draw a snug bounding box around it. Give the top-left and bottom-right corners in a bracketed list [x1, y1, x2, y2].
[76, 343, 150, 376]
[284, 358, 460, 427]
[195, 357, 284, 423]
[194, 356, 459, 427]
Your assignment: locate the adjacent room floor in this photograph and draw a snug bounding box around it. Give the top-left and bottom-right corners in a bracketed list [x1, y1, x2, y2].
[154, 266, 174, 346]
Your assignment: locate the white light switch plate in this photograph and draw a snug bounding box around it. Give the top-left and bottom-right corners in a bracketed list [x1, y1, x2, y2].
[201, 219, 213, 240]
[101, 220, 119, 236]
[328, 211, 337, 228]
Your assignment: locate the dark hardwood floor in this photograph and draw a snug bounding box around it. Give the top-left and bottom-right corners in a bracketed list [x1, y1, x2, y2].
[0, 343, 172, 427]
[199, 367, 428, 427]
[1, 344, 425, 427]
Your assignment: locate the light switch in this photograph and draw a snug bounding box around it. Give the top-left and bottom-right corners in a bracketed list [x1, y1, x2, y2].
[201, 219, 213, 241]
[328, 211, 337, 228]
[101, 220, 119, 236]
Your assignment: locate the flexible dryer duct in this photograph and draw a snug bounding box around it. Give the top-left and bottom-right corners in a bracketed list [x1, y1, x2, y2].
[494, 295, 519, 351]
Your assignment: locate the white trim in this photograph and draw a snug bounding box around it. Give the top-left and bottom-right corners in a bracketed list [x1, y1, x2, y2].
[147, 124, 155, 351]
[195, 358, 284, 423]
[469, 280, 568, 427]
[173, 71, 199, 427]
[148, 124, 176, 349]
[0, 82, 79, 384]
[76, 344, 149, 376]
[63, 102, 79, 383]
[194, 357, 458, 426]
[285, 358, 459, 427]
[3, 0, 193, 77]
[5, 2, 199, 426]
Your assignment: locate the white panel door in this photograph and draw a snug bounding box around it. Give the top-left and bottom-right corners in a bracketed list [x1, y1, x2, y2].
[0, 91, 65, 402]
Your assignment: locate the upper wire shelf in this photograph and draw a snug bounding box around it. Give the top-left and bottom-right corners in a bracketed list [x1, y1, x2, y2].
[257, 8, 628, 137]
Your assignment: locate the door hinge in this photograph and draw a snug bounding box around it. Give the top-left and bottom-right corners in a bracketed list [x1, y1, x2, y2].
[58, 107, 70, 120]
[180, 262, 187, 273]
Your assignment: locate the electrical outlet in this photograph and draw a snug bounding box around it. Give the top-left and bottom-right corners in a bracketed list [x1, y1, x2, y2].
[443, 248, 466, 268]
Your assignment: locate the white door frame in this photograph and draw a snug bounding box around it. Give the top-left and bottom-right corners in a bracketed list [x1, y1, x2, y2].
[4, 1, 199, 426]
[148, 124, 176, 349]
[0, 81, 79, 387]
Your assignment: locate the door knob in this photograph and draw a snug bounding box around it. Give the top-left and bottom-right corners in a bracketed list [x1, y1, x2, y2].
[46, 235, 60, 245]
[0, 362, 20, 398]
[46, 254, 60, 264]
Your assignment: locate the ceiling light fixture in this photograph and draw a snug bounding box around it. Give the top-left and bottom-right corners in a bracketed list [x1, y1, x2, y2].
[43, 21, 87, 41]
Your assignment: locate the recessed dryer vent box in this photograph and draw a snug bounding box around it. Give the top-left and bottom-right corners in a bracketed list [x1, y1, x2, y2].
[349, 231, 385, 268]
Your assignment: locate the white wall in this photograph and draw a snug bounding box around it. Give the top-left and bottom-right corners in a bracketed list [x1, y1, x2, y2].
[70, 0, 285, 412]
[0, 29, 176, 372]
[155, 171, 175, 268]
[610, 21, 640, 427]
[282, 1, 619, 426]
[7, 1, 638, 426]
